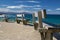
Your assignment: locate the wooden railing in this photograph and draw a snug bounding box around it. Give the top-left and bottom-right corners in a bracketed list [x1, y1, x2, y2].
[33, 9, 60, 40]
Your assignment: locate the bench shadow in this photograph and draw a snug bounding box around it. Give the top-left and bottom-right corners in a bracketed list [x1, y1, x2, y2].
[24, 24, 34, 26]
[53, 33, 60, 40]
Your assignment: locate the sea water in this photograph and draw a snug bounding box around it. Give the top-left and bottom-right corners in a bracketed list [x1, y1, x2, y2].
[42, 15, 60, 26]
[0, 14, 60, 23]
[0, 14, 16, 22]
[45, 15, 60, 24]
[0, 14, 33, 22]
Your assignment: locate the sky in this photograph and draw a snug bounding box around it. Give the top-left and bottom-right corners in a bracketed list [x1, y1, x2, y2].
[0, 0, 60, 14]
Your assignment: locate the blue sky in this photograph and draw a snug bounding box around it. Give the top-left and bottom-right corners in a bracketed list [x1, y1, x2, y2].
[0, 0, 60, 14]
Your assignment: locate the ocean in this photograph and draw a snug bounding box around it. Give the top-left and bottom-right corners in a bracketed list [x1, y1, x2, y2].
[0, 14, 33, 22]
[0, 14, 60, 24]
[42, 14, 60, 27]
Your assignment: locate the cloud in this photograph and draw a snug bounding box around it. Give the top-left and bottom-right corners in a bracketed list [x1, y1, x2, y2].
[0, 8, 19, 13]
[35, 5, 41, 7]
[47, 10, 60, 14]
[6, 5, 30, 8]
[56, 8, 60, 10]
[0, 8, 11, 12]
[33, 8, 41, 11]
[0, 4, 41, 13]
[47, 9, 52, 11]
[15, 1, 39, 3]
[6, 5, 41, 9]
[18, 10, 33, 13]
[46, 9, 60, 14]
[7, 6, 21, 8]
[27, 1, 39, 3]
[33, 8, 41, 10]
[0, 8, 36, 13]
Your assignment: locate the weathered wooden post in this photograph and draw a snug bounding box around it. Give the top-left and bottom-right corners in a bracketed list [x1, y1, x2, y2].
[16, 14, 17, 21]
[42, 9, 47, 18]
[16, 14, 21, 24]
[4, 14, 6, 22]
[22, 14, 24, 22]
[32, 13, 38, 30]
[42, 9, 52, 40]
[42, 9, 53, 40]
[38, 11, 43, 28]
[5, 14, 8, 22]
[22, 14, 27, 25]
[3, 14, 5, 22]
[32, 13, 35, 24]
[38, 11, 45, 40]
[45, 31, 53, 40]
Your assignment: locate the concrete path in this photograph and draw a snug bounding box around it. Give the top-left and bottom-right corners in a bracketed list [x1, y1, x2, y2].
[0, 22, 41, 40]
[0, 22, 58, 40]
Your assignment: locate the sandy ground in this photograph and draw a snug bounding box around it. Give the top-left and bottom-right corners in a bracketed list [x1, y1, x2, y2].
[0, 22, 41, 40]
[0, 22, 58, 40]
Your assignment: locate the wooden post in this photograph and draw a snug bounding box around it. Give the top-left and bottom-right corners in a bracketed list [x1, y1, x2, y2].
[5, 14, 8, 22]
[16, 14, 17, 21]
[38, 11, 45, 40]
[45, 28, 60, 40]
[4, 14, 6, 22]
[22, 14, 24, 22]
[32, 13, 35, 24]
[45, 32, 53, 40]
[16, 14, 21, 24]
[38, 11, 43, 28]
[42, 9, 46, 18]
[32, 13, 38, 30]
[22, 14, 27, 25]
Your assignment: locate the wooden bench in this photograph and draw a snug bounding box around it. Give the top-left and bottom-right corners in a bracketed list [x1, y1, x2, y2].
[37, 9, 60, 40]
[39, 27, 60, 40]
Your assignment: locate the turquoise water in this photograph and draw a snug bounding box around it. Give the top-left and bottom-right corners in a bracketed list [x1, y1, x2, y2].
[42, 15, 60, 27]
[0, 17, 5, 22]
[0, 14, 16, 22]
[0, 14, 33, 23]
[0, 14, 60, 26]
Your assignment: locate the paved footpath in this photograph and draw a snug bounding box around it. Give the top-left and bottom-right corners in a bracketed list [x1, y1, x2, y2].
[0, 22, 57, 40]
[0, 22, 41, 40]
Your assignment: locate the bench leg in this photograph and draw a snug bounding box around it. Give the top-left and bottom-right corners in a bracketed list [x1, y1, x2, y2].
[40, 32, 45, 40]
[34, 23, 38, 30]
[45, 32, 53, 40]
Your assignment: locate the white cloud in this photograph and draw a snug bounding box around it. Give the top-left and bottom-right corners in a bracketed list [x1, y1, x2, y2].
[0, 8, 11, 12]
[56, 8, 60, 10]
[7, 6, 16, 8]
[6, 5, 24, 8]
[46, 9, 60, 14]
[35, 5, 41, 7]
[15, 1, 39, 3]
[0, 5, 41, 13]
[47, 9, 52, 11]
[33, 8, 41, 10]
[0, 8, 19, 13]
[0, 8, 36, 13]
[27, 1, 39, 3]
[16, 10, 36, 13]
[6, 5, 41, 9]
